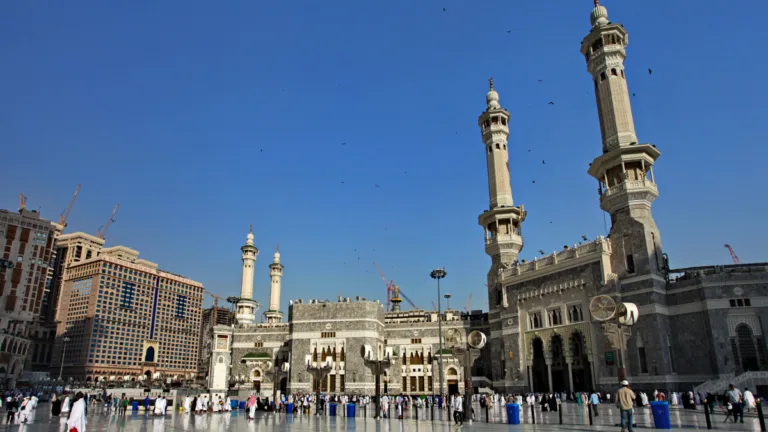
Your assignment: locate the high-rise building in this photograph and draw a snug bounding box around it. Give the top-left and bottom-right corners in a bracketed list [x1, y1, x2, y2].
[27, 232, 105, 374]
[53, 245, 204, 382]
[0, 208, 56, 388]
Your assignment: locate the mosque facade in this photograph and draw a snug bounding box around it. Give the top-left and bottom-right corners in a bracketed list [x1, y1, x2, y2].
[206, 228, 491, 399]
[208, 2, 768, 398]
[480, 1, 768, 395]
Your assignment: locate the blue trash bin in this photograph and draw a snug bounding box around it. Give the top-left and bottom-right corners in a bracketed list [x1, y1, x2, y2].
[506, 403, 520, 424]
[239, 401, 246, 410]
[347, 403, 356, 417]
[231, 400, 238, 410]
[329, 403, 337, 416]
[286, 402, 294, 414]
[131, 401, 139, 411]
[650, 401, 671, 429]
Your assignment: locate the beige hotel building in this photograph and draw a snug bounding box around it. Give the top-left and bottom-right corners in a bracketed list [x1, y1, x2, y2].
[54, 246, 204, 382]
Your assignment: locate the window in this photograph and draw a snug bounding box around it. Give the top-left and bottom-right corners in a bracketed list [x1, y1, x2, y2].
[568, 305, 584, 323]
[548, 308, 562, 326]
[340, 374, 345, 392]
[321, 332, 336, 338]
[428, 376, 433, 392]
[638, 347, 648, 373]
[729, 298, 751, 308]
[411, 338, 422, 344]
[529, 312, 542, 329]
[175, 294, 187, 318]
[626, 254, 635, 274]
[120, 281, 135, 309]
[254, 342, 263, 348]
[600, 72, 607, 81]
[419, 376, 425, 391]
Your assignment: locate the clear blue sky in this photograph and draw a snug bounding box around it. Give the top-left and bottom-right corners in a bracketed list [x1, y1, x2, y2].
[2, 0, 766, 313]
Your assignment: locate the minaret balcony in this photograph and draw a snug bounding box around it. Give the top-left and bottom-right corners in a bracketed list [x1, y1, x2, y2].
[600, 179, 659, 213]
[485, 233, 523, 256]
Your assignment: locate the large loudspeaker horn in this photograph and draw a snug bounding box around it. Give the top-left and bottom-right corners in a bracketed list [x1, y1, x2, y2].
[617, 302, 639, 326]
[360, 344, 374, 360]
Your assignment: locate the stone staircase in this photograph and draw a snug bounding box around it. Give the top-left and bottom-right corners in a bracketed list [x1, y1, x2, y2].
[694, 371, 768, 394]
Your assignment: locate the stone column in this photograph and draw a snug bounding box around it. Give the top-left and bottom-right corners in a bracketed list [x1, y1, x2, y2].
[565, 357, 574, 393]
[528, 366, 534, 392]
[545, 358, 553, 393]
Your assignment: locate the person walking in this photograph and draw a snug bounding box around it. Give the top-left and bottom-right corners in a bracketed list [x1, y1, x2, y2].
[67, 392, 87, 432]
[726, 384, 744, 424]
[616, 380, 636, 432]
[453, 392, 464, 426]
[589, 390, 600, 417]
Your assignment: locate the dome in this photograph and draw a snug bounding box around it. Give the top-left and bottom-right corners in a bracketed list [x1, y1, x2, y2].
[486, 89, 500, 110]
[590, 4, 609, 27]
[274, 245, 281, 263]
[246, 225, 255, 246]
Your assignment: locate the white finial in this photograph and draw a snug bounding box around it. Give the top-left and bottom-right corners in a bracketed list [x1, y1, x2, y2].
[246, 225, 255, 246]
[486, 77, 501, 110]
[590, 0, 609, 27]
[274, 244, 280, 263]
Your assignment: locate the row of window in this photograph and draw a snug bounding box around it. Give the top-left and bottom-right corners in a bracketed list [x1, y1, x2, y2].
[529, 305, 584, 329]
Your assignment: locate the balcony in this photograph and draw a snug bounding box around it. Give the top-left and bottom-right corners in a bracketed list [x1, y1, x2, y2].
[484, 233, 523, 256]
[600, 179, 659, 213]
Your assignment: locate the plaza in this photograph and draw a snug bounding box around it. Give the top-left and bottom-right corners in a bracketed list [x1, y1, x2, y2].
[4, 401, 766, 431]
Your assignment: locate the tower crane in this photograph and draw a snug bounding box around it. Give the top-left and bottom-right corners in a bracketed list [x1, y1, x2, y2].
[205, 290, 222, 325]
[19, 193, 27, 211]
[374, 262, 419, 311]
[465, 293, 472, 312]
[724, 244, 741, 265]
[431, 301, 437, 311]
[97, 204, 120, 240]
[59, 184, 81, 229]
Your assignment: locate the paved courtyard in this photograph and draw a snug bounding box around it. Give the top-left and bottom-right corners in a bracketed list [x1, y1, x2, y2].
[3, 401, 765, 431]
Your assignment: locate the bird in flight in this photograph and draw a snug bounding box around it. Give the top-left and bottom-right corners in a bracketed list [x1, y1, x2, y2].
[648, 68, 653, 75]
[548, 101, 555, 105]
[542, 160, 546, 164]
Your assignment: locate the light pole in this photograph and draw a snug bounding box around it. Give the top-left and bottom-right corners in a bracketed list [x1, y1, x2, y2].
[430, 268, 446, 416]
[445, 293, 451, 310]
[58, 336, 70, 381]
[361, 346, 391, 419]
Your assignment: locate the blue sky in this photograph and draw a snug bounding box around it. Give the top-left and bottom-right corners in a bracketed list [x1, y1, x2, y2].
[2, 0, 766, 313]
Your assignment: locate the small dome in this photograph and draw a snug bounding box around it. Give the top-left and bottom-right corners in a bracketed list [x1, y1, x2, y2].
[486, 90, 501, 110]
[590, 4, 609, 27]
[246, 226, 255, 246]
[274, 247, 281, 264]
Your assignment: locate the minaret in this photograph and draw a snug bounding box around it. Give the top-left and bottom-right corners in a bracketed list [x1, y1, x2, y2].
[478, 79, 526, 309]
[582, 1, 666, 280]
[264, 245, 284, 323]
[390, 285, 402, 312]
[235, 225, 260, 324]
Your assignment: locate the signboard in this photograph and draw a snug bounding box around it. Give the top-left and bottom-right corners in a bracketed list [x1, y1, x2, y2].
[605, 351, 615, 366]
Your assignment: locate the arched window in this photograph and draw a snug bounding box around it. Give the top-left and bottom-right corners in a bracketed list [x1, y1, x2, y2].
[611, 68, 618, 77]
[736, 324, 759, 371]
[600, 72, 607, 82]
[496, 143, 500, 150]
[144, 346, 155, 363]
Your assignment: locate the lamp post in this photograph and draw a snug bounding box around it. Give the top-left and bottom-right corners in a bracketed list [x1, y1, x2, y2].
[430, 268, 447, 416]
[58, 336, 70, 381]
[361, 346, 391, 419]
[445, 293, 451, 310]
[306, 360, 331, 415]
[272, 360, 287, 410]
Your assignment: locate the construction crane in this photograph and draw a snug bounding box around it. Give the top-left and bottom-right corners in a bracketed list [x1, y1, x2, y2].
[19, 193, 27, 211]
[374, 262, 419, 311]
[205, 290, 222, 325]
[97, 204, 120, 239]
[59, 184, 81, 228]
[465, 293, 472, 312]
[724, 244, 741, 265]
[431, 301, 437, 311]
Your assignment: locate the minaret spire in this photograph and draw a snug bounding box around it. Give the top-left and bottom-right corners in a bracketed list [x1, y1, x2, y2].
[477, 79, 526, 312]
[236, 226, 260, 324]
[265, 243, 285, 323]
[581, 1, 665, 279]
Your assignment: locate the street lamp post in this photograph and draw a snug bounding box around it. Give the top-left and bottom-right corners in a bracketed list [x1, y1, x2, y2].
[306, 360, 332, 415]
[58, 336, 70, 381]
[361, 346, 391, 419]
[430, 268, 447, 418]
[445, 293, 451, 310]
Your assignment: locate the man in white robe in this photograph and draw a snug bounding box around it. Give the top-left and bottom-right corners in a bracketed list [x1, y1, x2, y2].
[224, 397, 232, 412]
[61, 395, 71, 414]
[183, 396, 191, 413]
[744, 388, 756, 412]
[66, 394, 87, 432]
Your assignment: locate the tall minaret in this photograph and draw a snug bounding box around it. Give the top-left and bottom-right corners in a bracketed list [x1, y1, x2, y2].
[235, 225, 260, 324]
[264, 245, 284, 323]
[582, 1, 666, 281]
[477, 79, 526, 309]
